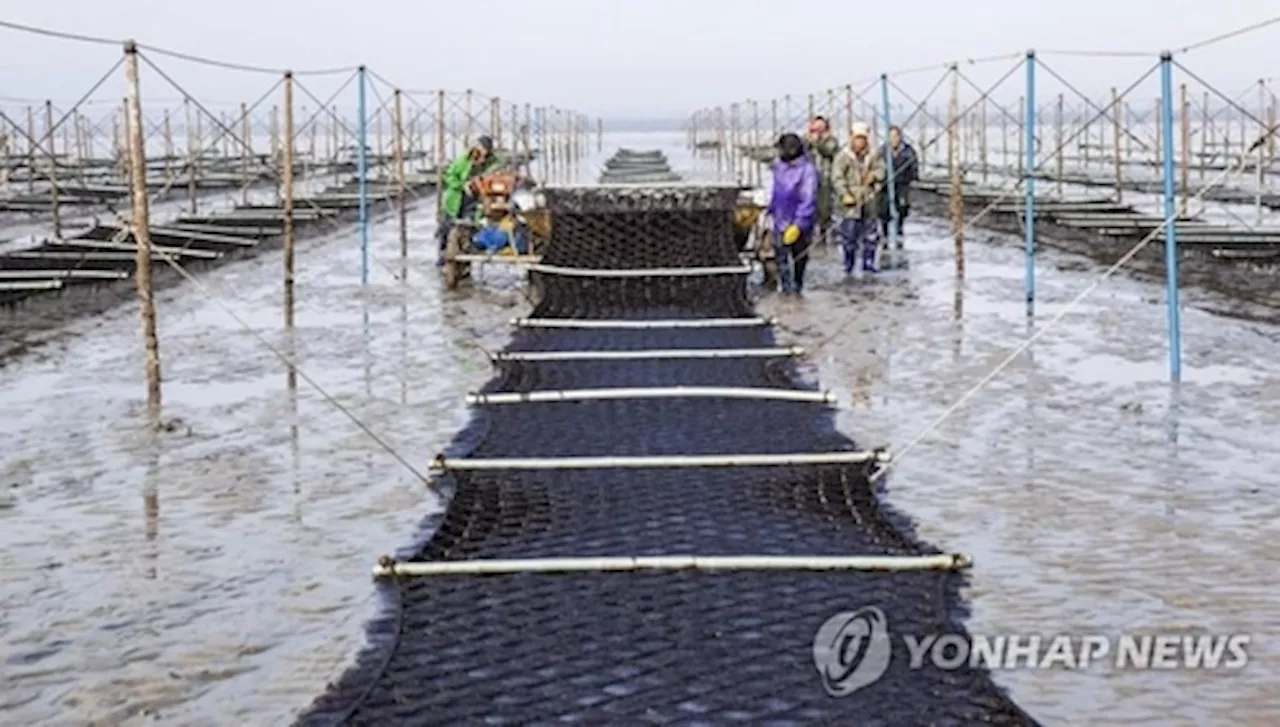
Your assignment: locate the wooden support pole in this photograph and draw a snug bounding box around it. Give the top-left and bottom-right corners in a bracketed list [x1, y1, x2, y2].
[807, 93, 814, 121]
[771, 98, 778, 140]
[947, 65, 964, 276]
[1112, 87, 1123, 203]
[282, 72, 296, 329]
[1179, 83, 1189, 218]
[44, 100, 62, 239]
[124, 40, 161, 422]
[393, 89, 407, 257]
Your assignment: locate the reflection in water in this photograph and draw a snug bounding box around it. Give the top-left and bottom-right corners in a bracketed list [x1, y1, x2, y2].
[1024, 317, 1036, 476]
[400, 260, 410, 406]
[143, 449, 159, 581]
[953, 274, 964, 362]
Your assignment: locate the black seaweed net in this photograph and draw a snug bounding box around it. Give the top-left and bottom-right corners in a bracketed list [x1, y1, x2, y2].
[294, 186, 1040, 726]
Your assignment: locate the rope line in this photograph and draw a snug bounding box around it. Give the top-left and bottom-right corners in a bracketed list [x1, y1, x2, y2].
[869, 130, 1273, 484]
[0, 18, 356, 76]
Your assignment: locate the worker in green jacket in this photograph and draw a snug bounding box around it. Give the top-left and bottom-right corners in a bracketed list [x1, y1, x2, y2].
[805, 116, 839, 242]
[437, 135, 501, 265]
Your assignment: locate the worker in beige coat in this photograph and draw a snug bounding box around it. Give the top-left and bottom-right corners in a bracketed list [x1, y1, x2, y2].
[831, 122, 886, 273]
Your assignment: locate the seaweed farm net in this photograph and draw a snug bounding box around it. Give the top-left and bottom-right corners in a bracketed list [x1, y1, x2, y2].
[296, 185, 1038, 726]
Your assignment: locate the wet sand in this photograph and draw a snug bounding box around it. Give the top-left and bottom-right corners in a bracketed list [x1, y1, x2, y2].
[2, 133, 1278, 725]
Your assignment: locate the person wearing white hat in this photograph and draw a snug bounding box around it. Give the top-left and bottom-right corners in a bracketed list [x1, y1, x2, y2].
[831, 122, 886, 274]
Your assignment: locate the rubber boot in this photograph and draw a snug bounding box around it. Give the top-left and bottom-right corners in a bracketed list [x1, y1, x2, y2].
[861, 243, 879, 273]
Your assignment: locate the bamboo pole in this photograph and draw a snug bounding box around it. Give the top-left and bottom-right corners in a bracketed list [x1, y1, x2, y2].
[26, 107, 35, 193]
[1154, 97, 1162, 171]
[463, 89, 473, 148]
[44, 100, 62, 239]
[492, 96, 501, 149]
[730, 103, 739, 181]
[124, 41, 161, 422]
[1112, 87, 1123, 203]
[240, 102, 252, 203]
[162, 109, 173, 182]
[330, 104, 340, 186]
[72, 109, 86, 184]
[844, 85, 853, 136]
[282, 72, 296, 329]
[979, 96, 989, 184]
[948, 66, 964, 276]
[1016, 95, 1024, 178]
[1268, 86, 1276, 163]
[393, 89, 407, 257]
[1001, 102, 1008, 173]
[807, 93, 814, 121]
[0, 132, 8, 187]
[184, 98, 197, 213]
[1179, 83, 1189, 217]
[919, 102, 928, 169]
[435, 90, 446, 193]
[1055, 93, 1064, 196]
[1258, 78, 1267, 225]
[1200, 91, 1209, 180]
[771, 98, 778, 141]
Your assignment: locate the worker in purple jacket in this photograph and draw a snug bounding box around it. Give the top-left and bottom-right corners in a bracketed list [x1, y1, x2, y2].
[765, 132, 819, 295]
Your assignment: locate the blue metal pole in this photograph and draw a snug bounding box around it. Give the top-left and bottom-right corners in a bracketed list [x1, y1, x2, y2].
[1159, 52, 1182, 382]
[879, 74, 898, 251]
[1024, 50, 1036, 315]
[357, 65, 369, 286]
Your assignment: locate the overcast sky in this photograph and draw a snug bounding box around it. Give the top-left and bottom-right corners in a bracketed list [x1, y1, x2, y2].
[1, 1, 1276, 118]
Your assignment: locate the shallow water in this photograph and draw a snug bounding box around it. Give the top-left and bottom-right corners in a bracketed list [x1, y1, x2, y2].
[1, 132, 1277, 725]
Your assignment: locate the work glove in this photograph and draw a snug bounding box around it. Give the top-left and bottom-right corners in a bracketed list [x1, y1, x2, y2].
[782, 224, 801, 245]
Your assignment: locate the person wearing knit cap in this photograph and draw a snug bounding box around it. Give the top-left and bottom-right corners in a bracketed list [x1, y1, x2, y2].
[831, 122, 886, 274]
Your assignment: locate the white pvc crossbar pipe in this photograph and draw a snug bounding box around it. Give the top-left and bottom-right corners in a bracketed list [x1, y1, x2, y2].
[0, 280, 62, 291]
[0, 269, 129, 280]
[466, 386, 836, 405]
[511, 317, 775, 329]
[491, 346, 803, 362]
[525, 263, 752, 278]
[373, 553, 971, 577]
[429, 450, 890, 471]
[452, 254, 543, 264]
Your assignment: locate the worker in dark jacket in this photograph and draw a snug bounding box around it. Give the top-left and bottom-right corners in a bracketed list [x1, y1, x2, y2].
[805, 116, 839, 242]
[877, 125, 919, 245]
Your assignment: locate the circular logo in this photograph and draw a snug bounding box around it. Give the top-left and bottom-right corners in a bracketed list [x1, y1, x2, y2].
[812, 606, 892, 696]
